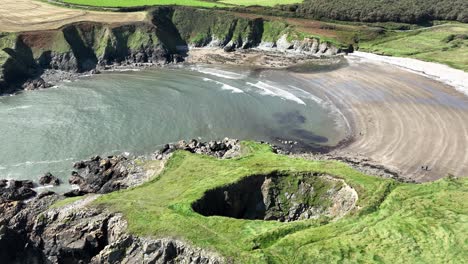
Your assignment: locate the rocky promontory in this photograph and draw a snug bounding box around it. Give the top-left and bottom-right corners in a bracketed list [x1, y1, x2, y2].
[0, 138, 243, 263]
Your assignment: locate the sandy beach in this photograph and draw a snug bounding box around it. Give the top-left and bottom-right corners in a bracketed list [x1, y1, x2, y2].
[293, 57, 468, 182]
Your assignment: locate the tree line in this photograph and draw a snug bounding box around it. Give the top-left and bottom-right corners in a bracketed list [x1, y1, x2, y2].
[279, 0, 468, 24]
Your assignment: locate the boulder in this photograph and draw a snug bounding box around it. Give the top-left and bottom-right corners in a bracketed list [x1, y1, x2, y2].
[39, 172, 60, 186]
[0, 180, 37, 202]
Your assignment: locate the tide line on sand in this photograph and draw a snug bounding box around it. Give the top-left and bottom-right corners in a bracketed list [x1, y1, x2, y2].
[349, 51, 468, 97]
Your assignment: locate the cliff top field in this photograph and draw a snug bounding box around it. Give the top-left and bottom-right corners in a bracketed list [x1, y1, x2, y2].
[0, 0, 146, 32]
[72, 142, 468, 263]
[55, 0, 302, 7]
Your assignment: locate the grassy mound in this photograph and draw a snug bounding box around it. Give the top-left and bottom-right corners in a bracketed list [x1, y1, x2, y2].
[90, 142, 467, 263]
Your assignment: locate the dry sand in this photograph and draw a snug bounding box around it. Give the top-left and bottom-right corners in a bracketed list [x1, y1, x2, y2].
[293, 58, 468, 182]
[0, 0, 146, 32]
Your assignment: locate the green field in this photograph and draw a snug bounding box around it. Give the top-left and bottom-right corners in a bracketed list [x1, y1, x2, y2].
[64, 142, 468, 263]
[58, 0, 302, 7]
[220, 0, 301, 6]
[359, 24, 468, 71]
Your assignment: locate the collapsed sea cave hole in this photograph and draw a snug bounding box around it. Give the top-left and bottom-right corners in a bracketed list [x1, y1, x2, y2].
[192, 171, 358, 222]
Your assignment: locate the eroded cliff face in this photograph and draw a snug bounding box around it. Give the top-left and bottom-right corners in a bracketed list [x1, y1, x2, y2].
[0, 7, 346, 94]
[0, 195, 224, 264]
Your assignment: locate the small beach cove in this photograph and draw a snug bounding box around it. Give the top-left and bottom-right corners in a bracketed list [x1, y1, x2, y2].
[1, 54, 468, 190]
[0, 63, 349, 189]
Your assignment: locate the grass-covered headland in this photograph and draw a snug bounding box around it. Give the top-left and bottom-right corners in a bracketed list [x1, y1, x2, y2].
[89, 142, 468, 263]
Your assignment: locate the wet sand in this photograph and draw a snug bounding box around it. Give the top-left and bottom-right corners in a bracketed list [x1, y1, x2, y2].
[293, 57, 468, 182]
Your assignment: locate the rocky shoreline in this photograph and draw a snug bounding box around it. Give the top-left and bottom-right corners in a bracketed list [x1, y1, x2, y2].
[0, 137, 409, 263]
[6, 46, 346, 96]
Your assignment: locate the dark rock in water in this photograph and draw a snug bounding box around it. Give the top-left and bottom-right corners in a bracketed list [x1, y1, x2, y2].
[39, 172, 60, 186]
[21, 78, 51, 90]
[0, 179, 7, 188]
[0, 180, 37, 202]
[9, 180, 35, 189]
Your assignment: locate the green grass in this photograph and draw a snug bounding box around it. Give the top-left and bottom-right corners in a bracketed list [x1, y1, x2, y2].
[49, 196, 86, 209]
[59, 0, 227, 7]
[359, 24, 468, 71]
[58, 0, 303, 7]
[69, 141, 468, 263]
[220, 0, 302, 6]
[0, 33, 17, 65]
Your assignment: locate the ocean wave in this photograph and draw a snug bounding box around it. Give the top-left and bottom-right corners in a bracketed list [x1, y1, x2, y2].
[192, 66, 246, 79]
[202, 78, 244, 93]
[287, 85, 324, 105]
[5, 105, 33, 111]
[247, 81, 306, 105]
[7, 158, 74, 168]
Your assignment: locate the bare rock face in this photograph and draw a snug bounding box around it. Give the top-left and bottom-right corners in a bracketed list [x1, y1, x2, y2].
[0, 193, 224, 264]
[66, 155, 137, 196]
[0, 180, 36, 203]
[152, 138, 241, 161]
[21, 77, 51, 90]
[259, 34, 341, 56]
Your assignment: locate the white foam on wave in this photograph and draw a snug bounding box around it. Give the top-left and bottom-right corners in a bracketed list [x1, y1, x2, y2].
[202, 78, 244, 94]
[8, 158, 74, 168]
[193, 66, 246, 79]
[247, 81, 306, 105]
[287, 85, 324, 105]
[5, 105, 32, 111]
[109, 68, 141, 72]
[349, 51, 468, 97]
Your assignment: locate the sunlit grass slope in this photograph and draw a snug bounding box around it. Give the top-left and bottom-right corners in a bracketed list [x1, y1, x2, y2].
[89, 142, 468, 263]
[360, 23, 468, 71]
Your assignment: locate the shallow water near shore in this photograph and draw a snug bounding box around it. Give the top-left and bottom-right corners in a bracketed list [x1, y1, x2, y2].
[0, 65, 348, 188]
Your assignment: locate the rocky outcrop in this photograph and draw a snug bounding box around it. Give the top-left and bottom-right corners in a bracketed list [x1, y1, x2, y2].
[39, 173, 60, 186]
[0, 180, 36, 203]
[0, 139, 240, 263]
[0, 194, 223, 263]
[64, 138, 241, 198]
[67, 155, 131, 195]
[152, 138, 241, 160]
